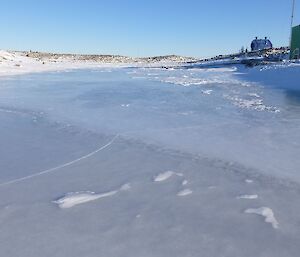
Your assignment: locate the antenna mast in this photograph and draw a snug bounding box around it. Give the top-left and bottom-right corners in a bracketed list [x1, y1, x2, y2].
[290, 0, 296, 48]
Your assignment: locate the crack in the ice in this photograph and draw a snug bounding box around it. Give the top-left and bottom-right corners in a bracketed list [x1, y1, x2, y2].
[0, 134, 119, 187]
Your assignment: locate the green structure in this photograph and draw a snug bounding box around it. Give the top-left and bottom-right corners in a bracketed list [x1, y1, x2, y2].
[290, 24, 300, 59]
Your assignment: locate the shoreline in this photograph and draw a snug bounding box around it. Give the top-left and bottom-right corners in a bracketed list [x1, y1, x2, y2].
[0, 50, 195, 77]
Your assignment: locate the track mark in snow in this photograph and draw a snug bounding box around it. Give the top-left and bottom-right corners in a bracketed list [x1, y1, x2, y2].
[153, 171, 183, 182]
[245, 207, 279, 229]
[177, 189, 193, 197]
[0, 135, 119, 187]
[237, 194, 258, 200]
[54, 183, 130, 209]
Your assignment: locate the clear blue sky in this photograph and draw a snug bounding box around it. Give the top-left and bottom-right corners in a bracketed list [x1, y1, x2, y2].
[1, 0, 299, 57]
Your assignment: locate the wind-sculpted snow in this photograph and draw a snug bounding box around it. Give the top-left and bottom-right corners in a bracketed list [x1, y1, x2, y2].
[237, 194, 258, 200]
[54, 184, 131, 209]
[54, 191, 118, 209]
[177, 188, 193, 196]
[153, 171, 183, 182]
[245, 207, 279, 229]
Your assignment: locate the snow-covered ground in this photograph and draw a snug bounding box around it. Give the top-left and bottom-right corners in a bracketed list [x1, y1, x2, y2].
[0, 56, 300, 257]
[0, 50, 193, 77]
[0, 50, 132, 76]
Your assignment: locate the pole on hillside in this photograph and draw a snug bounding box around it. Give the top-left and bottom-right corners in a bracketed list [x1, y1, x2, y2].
[290, 0, 296, 48]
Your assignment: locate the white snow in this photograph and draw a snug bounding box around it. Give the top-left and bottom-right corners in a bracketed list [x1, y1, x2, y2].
[54, 184, 130, 209]
[0, 50, 124, 77]
[237, 194, 258, 200]
[54, 190, 118, 209]
[0, 50, 191, 77]
[120, 183, 131, 191]
[224, 94, 280, 113]
[177, 188, 193, 196]
[202, 89, 213, 95]
[245, 207, 279, 229]
[153, 171, 184, 182]
[182, 180, 188, 186]
[153, 171, 175, 182]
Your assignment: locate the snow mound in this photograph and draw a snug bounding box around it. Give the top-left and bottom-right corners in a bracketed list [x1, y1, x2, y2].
[153, 171, 175, 182]
[182, 180, 188, 186]
[0, 50, 16, 61]
[54, 191, 117, 209]
[202, 89, 213, 95]
[120, 183, 131, 191]
[54, 184, 130, 209]
[237, 194, 258, 200]
[245, 207, 279, 229]
[153, 171, 183, 182]
[177, 189, 193, 196]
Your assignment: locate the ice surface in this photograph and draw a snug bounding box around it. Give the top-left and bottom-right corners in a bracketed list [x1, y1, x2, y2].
[0, 64, 300, 257]
[0, 134, 119, 187]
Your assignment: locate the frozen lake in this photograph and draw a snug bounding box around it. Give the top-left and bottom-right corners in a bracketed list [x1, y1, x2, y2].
[0, 66, 300, 257]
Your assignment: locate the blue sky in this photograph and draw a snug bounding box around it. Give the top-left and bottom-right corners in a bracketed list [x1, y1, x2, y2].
[1, 0, 299, 57]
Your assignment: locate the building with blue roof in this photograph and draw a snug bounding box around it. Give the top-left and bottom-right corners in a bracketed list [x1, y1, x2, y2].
[251, 37, 273, 51]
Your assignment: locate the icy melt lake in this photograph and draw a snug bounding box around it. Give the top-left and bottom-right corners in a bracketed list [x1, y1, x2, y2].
[0, 66, 300, 257]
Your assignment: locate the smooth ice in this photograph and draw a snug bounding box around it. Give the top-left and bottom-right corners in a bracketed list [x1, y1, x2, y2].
[0, 66, 300, 257]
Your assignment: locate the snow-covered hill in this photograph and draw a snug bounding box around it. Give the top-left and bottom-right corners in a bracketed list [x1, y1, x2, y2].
[0, 50, 197, 76]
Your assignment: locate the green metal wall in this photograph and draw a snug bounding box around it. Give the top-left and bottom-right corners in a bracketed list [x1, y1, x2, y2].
[291, 25, 300, 59]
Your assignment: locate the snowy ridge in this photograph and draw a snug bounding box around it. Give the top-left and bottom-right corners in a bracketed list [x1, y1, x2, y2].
[0, 50, 195, 77]
[177, 188, 193, 196]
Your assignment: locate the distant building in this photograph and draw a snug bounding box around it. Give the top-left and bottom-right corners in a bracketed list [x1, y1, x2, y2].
[290, 25, 300, 59]
[251, 37, 273, 51]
